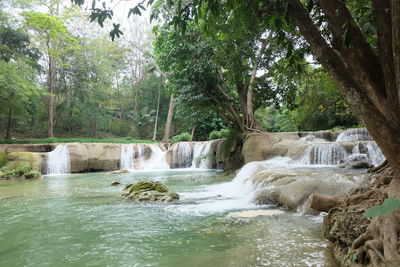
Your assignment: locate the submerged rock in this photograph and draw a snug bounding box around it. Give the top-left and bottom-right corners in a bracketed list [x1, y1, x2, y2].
[110, 181, 121, 186]
[227, 209, 284, 218]
[121, 181, 179, 202]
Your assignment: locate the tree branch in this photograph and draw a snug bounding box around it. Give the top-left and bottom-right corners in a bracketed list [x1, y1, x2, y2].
[392, 0, 400, 113]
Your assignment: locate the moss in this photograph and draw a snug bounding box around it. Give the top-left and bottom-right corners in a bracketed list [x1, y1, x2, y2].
[129, 181, 169, 193]
[0, 163, 41, 179]
[0, 152, 7, 168]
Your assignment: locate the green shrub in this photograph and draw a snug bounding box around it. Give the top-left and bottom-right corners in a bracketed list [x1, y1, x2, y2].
[208, 129, 230, 140]
[0, 164, 41, 179]
[171, 132, 191, 143]
[0, 152, 7, 168]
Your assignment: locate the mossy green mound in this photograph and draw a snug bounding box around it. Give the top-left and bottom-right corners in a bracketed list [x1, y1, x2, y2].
[121, 181, 179, 202]
[0, 152, 8, 168]
[0, 164, 41, 179]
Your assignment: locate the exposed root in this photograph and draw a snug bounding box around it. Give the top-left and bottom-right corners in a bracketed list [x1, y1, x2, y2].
[324, 163, 400, 266]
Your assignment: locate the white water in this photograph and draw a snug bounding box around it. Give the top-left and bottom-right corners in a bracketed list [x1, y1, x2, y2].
[46, 145, 71, 175]
[143, 144, 170, 170]
[172, 142, 193, 168]
[120, 144, 134, 170]
[191, 141, 214, 169]
[170, 157, 297, 215]
[352, 141, 386, 166]
[336, 128, 373, 142]
[302, 143, 348, 165]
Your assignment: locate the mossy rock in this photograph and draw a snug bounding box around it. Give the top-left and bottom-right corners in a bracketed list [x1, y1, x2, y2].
[4, 152, 43, 172]
[0, 163, 41, 180]
[121, 181, 179, 203]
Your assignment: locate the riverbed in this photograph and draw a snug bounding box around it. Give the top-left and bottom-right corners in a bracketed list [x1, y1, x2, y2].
[0, 170, 339, 266]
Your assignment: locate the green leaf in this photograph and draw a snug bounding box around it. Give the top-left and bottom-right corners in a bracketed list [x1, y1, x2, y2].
[364, 197, 400, 218]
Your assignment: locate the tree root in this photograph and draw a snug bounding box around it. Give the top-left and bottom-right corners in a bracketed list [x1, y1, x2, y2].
[324, 163, 400, 266]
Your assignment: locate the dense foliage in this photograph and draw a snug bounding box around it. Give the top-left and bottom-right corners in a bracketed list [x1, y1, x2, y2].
[0, 0, 359, 142]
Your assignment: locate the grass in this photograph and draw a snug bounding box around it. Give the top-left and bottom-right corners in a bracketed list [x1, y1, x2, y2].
[0, 137, 158, 145]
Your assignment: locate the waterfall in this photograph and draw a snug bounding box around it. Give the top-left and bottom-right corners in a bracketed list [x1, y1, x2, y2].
[191, 141, 214, 169]
[302, 143, 348, 165]
[135, 144, 145, 169]
[120, 144, 134, 170]
[46, 145, 70, 175]
[336, 128, 373, 142]
[172, 142, 193, 168]
[365, 142, 385, 166]
[142, 144, 170, 170]
[352, 141, 385, 166]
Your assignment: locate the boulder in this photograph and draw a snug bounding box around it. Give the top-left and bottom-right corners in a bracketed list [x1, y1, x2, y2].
[110, 181, 121, 186]
[121, 181, 179, 202]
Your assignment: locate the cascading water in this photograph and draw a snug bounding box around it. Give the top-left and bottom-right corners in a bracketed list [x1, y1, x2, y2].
[171, 142, 193, 168]
[135, 144, 145, 169]
[301, 143, 348, 165]
[351, 142, 386, 166]
[191, 141, 214, 169]
[336, 128, 373, 142]
[364, 142, 385, 166]
[46, 144, 71, 175]
[143, 144, 170, 170]
[120, 144, 135, 170]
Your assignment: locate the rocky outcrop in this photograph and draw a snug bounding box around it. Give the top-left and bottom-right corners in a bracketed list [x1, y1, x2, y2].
[0, 152, 44, 179]
[67, 143, 121, 172]
[121, 181, 179, 202]
[252, 166, 367, 213]
[243, 132, 308, 163]
[3, 152, 45, 172]
[0, 144, 55, 152]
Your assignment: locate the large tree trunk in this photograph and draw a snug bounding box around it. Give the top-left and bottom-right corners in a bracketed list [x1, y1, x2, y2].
[161, 96, 174, 143]
[289, 0, 400, 176]
[152, 81, 162, 141]
[246, 38, 268, 130]
[5, 103, 12, 140]
[285, 1, 400, 265]
[47, 52, 55, 138]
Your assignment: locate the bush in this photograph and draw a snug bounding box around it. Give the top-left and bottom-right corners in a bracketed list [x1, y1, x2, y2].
[171, 132, 191, 143]
[0, 152, 7, 168]
[208, 129, 230, 140]
[0, 164, 41, 179]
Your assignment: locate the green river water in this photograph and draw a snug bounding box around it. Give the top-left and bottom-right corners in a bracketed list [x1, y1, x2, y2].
[0, 170, 338, 267]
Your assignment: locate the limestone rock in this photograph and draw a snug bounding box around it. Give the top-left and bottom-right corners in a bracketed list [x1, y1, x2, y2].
[67, 143, 121, 172]
[242, 132, 308, 163]
[121, 181, 179, 202]
[4, 152, 45, 172]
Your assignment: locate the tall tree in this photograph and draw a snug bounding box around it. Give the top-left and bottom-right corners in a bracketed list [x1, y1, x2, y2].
[23, 11, 76, 137]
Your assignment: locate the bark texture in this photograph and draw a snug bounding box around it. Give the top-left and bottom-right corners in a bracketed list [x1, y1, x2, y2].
[161, 96, 174, 143]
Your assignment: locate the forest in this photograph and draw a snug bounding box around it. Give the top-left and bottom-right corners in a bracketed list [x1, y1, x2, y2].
[0, 0, 359, 143]
[1, 0, 400, 267]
